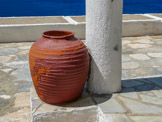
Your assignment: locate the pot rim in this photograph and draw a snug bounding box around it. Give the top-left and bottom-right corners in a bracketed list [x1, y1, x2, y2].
[42, 30, 75, 39]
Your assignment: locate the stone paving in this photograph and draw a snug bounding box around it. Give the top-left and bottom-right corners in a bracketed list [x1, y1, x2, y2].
[0, 36, 162, 121]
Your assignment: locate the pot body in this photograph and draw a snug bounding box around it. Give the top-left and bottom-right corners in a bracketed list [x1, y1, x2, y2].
[29, 30, 89, 104]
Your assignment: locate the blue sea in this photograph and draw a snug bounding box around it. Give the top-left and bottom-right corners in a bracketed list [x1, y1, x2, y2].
[0, 0, 162, 17]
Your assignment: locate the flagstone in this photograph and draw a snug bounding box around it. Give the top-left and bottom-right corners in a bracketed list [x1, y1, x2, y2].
[119, 96, 162, 114]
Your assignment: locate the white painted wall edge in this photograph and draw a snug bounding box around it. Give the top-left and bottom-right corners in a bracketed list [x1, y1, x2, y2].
[122, 20, 162, 37]
[0, 23, 85, 42]
[1, 14, 162, 42]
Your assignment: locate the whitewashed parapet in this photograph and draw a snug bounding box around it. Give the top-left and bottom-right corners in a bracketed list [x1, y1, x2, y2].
[0, 23, 85, 42]
[0, 16, 85, 42]
[1, 14, 162, 42]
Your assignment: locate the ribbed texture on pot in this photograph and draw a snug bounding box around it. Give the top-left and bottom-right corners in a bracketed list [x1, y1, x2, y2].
[29, 34, 89, 104]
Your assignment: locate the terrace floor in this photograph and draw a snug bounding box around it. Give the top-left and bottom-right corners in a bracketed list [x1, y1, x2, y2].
[0, 35, 162, 121]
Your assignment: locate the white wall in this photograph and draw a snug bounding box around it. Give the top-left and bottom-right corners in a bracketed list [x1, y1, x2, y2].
[1, 14, 162, 42]
[0, 23, 85, 42]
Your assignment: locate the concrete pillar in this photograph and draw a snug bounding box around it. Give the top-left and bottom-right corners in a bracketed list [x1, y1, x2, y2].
[86, 0, 123, 94]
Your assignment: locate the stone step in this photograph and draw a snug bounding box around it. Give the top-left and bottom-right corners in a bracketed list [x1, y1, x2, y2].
[30, 88, 100, 122]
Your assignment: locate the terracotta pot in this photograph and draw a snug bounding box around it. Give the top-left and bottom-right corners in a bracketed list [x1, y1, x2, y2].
[29, 30, 89, 104]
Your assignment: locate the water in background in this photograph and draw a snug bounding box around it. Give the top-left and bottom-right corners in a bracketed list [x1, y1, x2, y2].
[0, 0, 85, 17]
[124, 0, 162, 14]
[0, 0, 162, 17]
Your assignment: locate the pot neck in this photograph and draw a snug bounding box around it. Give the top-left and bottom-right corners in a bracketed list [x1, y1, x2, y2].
[42, 30, 75, 39]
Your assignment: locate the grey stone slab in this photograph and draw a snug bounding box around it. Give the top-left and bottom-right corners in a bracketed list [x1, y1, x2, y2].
[2, 60, 32, 82]
[143, 46, 162, 53]
[121, 88, 138, 99]
[122, 55, 131, 62]
[120, 92, 138, 99]
[119, 96, 162, 114]
[130, 54, 150, 61]
[140, 94, 162, 106]
[122, 40, 131, 45]
[14, 56, 29, 61]
[14, 92, 30, 108]
[105, 114, 132, 122]
[0, 56, 12, 63]
[0, 47, 18, 55]
[3, 61, 28, 69]
[152, 87, 162, 98]
[127, 43, 152, 49]
[17, 81, 32, 92]
[122, 62, 140, 70]
[157, 66, 162, 72]
[0, 95, 11, 99]
[155, 41, 162, 45]
[0, 46, 4, 49]
[3, 61, 32, 81]
[145, 68, 162, 77]
[122, 48, 135, 54]
[137, 59, 162, 68]
[17, 50, 29, 56]
[147, 53, 162, 58]
[93, 97, 127, 113]
[0, 92, 30, 121]
[18, 45, 31, 50]
[11, 63, 32, 82]
[140, 91, 148, 95]
[145, 92, 156, 97]
[136, 85, 153, 91]
[148, 59, 162, 66]
[1, 68, 12, 73]
[134, 39, 153, 44]
[31, 99, 43, 112]
[122, 80, 144, 88]
[130, 116, 162, 122]
[0, 70, 16, 95]
[129, 68, 162, 78]
[30, 88, 39, 100]
[122, 70, 132, 80]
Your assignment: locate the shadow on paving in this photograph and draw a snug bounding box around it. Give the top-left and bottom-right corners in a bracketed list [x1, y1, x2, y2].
[41, 84, 113, 108]
[53, 77, 162, 108]
[122, 76, 162, 93]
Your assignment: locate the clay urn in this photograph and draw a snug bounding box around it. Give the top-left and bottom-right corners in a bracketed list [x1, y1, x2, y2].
[29, 30, 89, 104]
